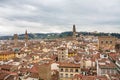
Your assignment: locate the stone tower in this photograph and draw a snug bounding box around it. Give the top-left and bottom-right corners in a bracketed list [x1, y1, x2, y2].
[98, 36, 116, 50]
[25, 30, 28, 43]
[14, 34, 18, 46]
[24, 30, 28, 47]
[73, 24, 76, 38]
[58, 47, 68, 62]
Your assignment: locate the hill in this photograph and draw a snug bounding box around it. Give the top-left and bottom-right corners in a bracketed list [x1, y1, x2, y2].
[0, 31, 120, 40]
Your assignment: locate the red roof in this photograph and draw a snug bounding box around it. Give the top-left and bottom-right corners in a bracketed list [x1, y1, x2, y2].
[29, 65, 39, 73]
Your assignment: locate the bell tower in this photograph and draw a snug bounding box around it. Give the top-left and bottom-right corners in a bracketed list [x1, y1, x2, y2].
[14, 34, 18, 46]
[25, 30, 28, 42]
[73, 24, 76, 38]
[24, 30, 28, 47]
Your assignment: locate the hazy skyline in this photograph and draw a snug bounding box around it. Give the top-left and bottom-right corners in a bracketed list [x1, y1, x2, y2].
[0, 0, 120, 35]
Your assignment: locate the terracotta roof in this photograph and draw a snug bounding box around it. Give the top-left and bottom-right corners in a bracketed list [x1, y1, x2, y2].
[0, 70, 18, 80]
[74, 55, 81, 62]
[96, 75, 108, 80]
[98, 59, 116, 69]
[59, 62, 80, 68]
[81, 68, 90, 71]
[5, 75, 18, 80]
[29, 73, 39, 78]
[91, 53, 100, 61]
[0, 72, 8, 80]
[0, 51, 14, 55]
[73, 74, 83, 79]
[19, 68, 29, 73]
[108, 53, 118, 61]
[108, 74, 120, 80]
[57, 47, 66, 50]
[0, 64, 13, 70]
[73, 74, 96, 80]
[29, 65, 39, 73]
[82, 76, 96, 80]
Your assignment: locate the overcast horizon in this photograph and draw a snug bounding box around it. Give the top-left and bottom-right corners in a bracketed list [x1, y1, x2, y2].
[0, 0, 120, 35]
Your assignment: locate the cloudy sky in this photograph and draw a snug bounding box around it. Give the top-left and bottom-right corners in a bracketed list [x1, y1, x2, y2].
[0, 0, 120, 35]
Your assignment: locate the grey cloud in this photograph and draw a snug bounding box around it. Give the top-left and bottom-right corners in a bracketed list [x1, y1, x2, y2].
[0, 0, 120, 35]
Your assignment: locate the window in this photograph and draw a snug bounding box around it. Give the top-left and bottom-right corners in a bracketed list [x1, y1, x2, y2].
[65, 68, 68, 72]
[102, 69, 105, 74]
[106, 41, 108, 44]
[70, 74, 73, 78]
[70, 69, 73, 72]
[65, 74, 68, 78]
[61, 68, 63, 72]
[113, 70, 116, 74]
[60, 73, 63, 78]
[75, 69, 78, 72]
[107, 69, 110, 74]
[110, 41, 112, 44]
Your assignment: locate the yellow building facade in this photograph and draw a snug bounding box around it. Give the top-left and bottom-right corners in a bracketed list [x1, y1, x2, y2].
[0, 51, 15, 61]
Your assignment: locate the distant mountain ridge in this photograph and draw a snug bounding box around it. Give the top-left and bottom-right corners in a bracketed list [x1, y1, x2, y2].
[0, 31, 120, 40]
